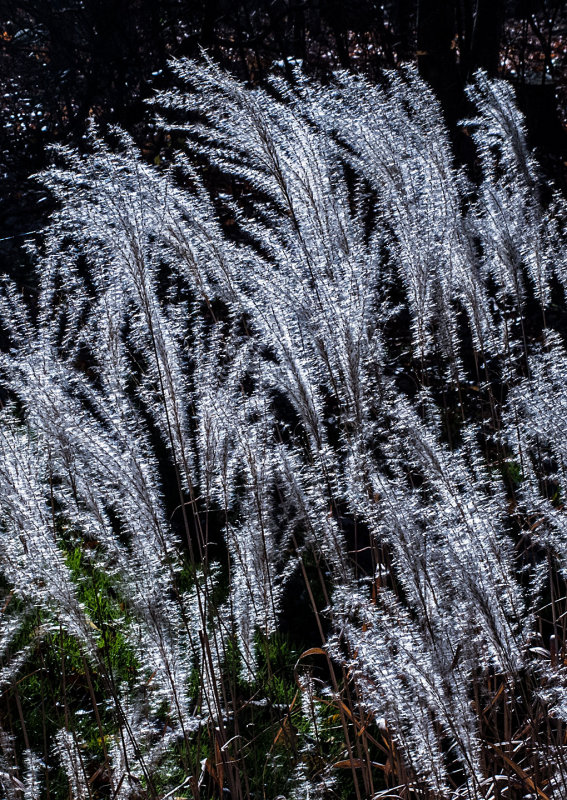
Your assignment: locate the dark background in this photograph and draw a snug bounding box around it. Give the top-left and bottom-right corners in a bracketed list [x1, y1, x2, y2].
[1, 0, 566, 280]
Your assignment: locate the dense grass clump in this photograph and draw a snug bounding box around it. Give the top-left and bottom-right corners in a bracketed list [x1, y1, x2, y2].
[1, 61, 567, 799]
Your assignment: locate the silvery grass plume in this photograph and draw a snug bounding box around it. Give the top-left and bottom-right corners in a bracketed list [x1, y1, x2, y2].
[54, 730, 88, 800]
[0, 413, 98, 658]
[0, 724, 41, 800]
[0, 58, 566, 798]
[0, 304, 202, 739]
[288, 66, 492, 366]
